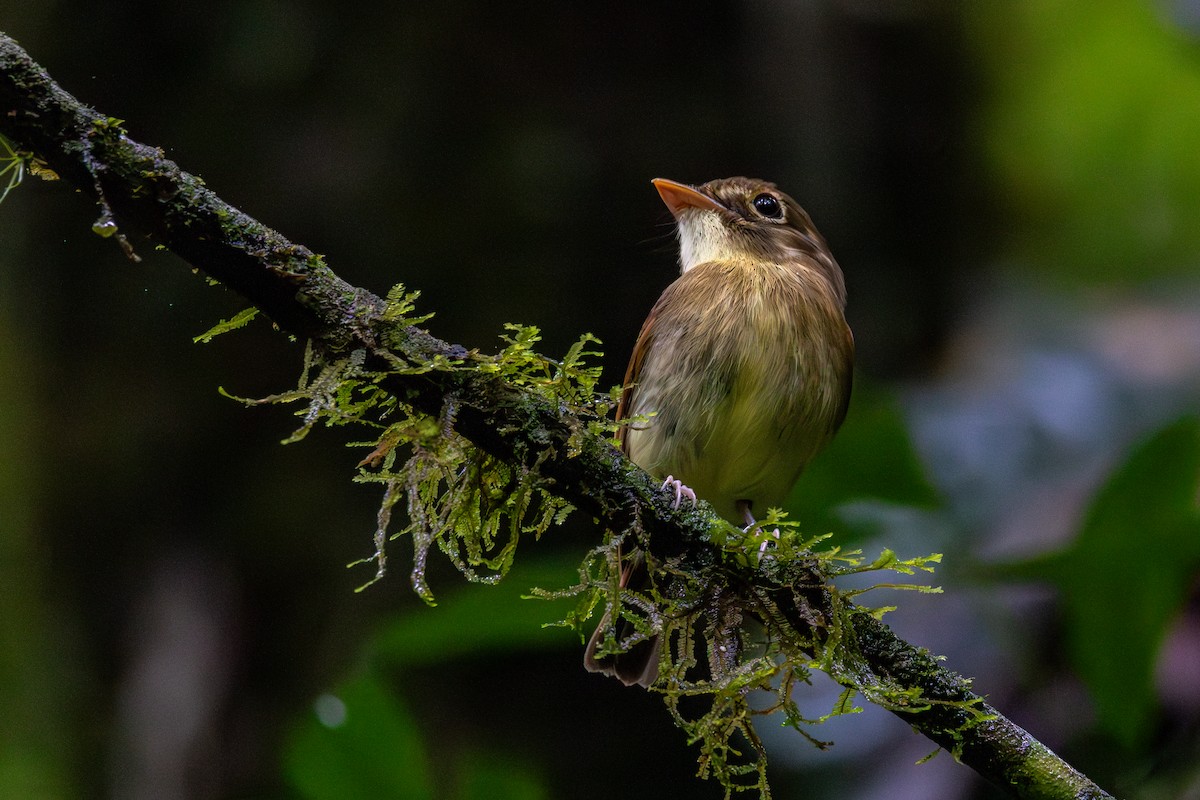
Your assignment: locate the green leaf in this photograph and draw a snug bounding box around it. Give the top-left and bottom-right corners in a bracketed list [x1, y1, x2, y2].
[786, 379, 940, 537]
[371, 556, 580, 668]
[1016, 416, 1200, 746]
[285, 673, 433, 800]
[456, 754, 548, 800]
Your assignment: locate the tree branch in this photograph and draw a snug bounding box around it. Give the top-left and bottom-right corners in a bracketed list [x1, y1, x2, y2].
[0, 32, 1112, 800]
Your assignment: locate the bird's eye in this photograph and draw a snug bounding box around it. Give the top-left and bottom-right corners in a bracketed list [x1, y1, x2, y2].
[752, 193, 783, 219]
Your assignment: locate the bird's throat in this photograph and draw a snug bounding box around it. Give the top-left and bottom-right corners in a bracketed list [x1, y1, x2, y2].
[676, 209, 744, 273]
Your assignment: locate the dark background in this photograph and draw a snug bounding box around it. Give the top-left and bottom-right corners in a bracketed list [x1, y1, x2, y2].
[2, 2, 1199, 799]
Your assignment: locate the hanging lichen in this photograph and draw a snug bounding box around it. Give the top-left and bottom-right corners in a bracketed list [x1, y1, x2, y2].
[206, 282, 969, 799]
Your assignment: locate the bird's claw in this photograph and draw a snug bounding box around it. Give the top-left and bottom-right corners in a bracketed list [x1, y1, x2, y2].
[660, 475, 697, 509]
[758, 527, 782, 554]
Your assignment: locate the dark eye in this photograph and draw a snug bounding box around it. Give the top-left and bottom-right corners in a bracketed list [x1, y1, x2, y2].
[752, 193, 782, 219]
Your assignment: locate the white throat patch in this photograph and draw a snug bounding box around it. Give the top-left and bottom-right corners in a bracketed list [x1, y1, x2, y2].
[676, 209, 742, 273]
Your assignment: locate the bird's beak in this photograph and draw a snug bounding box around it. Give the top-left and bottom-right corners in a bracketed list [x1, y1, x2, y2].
[652, 178, 728, 219]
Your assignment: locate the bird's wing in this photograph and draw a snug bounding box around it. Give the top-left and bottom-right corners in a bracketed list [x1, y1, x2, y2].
[614, 299, 663, 454]
[832, 321, 856, 433]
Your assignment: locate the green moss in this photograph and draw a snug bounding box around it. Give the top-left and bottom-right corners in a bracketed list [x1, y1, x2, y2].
[0, 133, 55, 203]
[193, 307, 260, 343]
[221, 287, 613, 603]
[215, 283, 972, 799]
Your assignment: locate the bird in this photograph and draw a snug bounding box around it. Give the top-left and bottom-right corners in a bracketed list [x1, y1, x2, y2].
[584, 176, 854, 687]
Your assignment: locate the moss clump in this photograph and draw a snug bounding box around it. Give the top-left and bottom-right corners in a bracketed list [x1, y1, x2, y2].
[213, 283, 961, 799]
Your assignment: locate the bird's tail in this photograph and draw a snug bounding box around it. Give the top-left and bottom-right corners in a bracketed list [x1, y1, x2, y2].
[583, 552, 660, 688]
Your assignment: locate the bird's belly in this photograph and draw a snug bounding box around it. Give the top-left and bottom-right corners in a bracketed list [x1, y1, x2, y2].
[627, 309, 842, 523]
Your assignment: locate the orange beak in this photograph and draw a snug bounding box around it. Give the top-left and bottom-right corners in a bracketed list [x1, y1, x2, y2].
[652, 178, 728, 218]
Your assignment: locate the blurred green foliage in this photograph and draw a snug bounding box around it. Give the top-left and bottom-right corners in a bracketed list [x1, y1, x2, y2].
[1008, 416, 1200, 747]
[286, 556, 577, 799]
[370, 556, 581, 668]
[972, 0, 1200, 282]
[0, 318, 75, 800]
[787, 379, 940, 540]
[286, 674, 434, 799]
[288, 676, 550, 800]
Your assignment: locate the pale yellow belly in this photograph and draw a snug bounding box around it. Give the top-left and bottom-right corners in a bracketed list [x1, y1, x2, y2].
[624, 261, 849, 524]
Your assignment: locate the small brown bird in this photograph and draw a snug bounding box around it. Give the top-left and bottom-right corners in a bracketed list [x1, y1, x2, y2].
[585, 176, 854, 687]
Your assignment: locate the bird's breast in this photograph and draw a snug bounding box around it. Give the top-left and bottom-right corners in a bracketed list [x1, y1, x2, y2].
[626, 259, 851, 522]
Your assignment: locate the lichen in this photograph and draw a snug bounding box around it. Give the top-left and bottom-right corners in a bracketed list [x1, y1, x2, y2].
[210, 283, 968, 799]
[217, 286, 611, 602]
[534, 510, 948, 797]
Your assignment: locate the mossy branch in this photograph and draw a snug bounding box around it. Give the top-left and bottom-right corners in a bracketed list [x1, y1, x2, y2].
[0, 31, 1112, 800]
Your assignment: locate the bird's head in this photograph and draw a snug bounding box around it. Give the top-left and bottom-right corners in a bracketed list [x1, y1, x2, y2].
[652, 176, 845, 306]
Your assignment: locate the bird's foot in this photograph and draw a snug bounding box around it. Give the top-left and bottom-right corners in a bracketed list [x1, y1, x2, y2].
[660, 475, 697, 509]
[735, 502, 780, 554]
[757, 527, 782, 555]
[736, 499, 756, 528]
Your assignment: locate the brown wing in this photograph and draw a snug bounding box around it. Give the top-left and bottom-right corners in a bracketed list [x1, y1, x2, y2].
[831, 321, 856, 433]
[614, 299, 663, 454]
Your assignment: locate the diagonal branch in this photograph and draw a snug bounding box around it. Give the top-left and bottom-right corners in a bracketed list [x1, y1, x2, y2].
[0, 31, 1111, 800]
